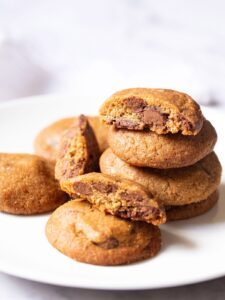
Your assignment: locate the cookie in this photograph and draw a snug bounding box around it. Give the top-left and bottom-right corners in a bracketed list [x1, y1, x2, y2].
[0, 153, 68, 215]
[166, 190, 218, 221]
[55, 115, 100, 182]
[108, 119, 217, 168]
[46, 200, 161, 265]
[100, 88, 203, 135]
[61, 172, 166, 225]
[100, 149, 222, 206]
[34, 116, 108, 161]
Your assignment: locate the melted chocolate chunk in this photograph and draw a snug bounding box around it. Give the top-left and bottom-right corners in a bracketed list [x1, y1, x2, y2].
[92, 182, 118, 193]
[143, 108, 167, 127]
[95, 237, 119, 249]
[179, 114, 193, 131]
[123, 97, 147, 112]
[115, 118, 138, 129]
[116, 205, 161, 220]
[73, 182, 93, 195]
[68, 159, 85, 178]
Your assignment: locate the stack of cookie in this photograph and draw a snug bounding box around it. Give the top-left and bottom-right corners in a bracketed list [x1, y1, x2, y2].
[42, 88, 222, 266]
[99, 88, 222, 221]
[46, 115, 166, 266]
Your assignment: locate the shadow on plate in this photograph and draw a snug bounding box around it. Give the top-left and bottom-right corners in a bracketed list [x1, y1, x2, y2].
[160, 228, 197, 252]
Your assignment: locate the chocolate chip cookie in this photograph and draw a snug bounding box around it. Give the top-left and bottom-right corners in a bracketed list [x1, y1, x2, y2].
[0, 153, 68, 215]
[100, 149, 221, 206]
[34, 116, 108, 161]
[108, 119, 217, 168]
[46, 200, 161, 265]
[100, 88, 203, 135]
[61, 172, 166, 225]
[166, 190, 219, 221]
[55, 115, 100, 182]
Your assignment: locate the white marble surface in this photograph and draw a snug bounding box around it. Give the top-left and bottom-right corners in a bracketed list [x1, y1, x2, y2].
[0, 0, 224, 105]
[1, 272, 225, 300]
[0, 0, 225, 299]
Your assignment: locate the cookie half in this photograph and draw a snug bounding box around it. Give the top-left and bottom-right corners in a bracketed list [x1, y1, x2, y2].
[166, 190, 219, 221]
[55, 115, 100, 182]
[108, 119, 217, 168]
[0, 153, 68, 215]
[100, 88, 203, 135]
[34, 116, 108, 161]
[46, 200, 161, 265]
[100, 149, 221, 206]
[61, 172, 166, 225]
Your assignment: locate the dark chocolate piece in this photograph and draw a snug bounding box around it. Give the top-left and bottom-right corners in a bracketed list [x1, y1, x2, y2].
[92, 182, 118, 193]
[143, 108, 167, 127]
[123, 97, 147, 112]
[73, 182, 93, 195]
[95, 237, 119, 249]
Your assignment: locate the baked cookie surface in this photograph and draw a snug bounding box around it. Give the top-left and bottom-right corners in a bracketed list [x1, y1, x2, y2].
[34, 116, 108, 161]
[46, 200, 161, 265]
[166, 190, 218, 221]
[0, 153, 67, 215]
[61, 172, 166, 225]
[100, 88, 203, 135]
[55, 115, 100, 182]
[100, 149, 221, 206]
[108, 119, 217, 168]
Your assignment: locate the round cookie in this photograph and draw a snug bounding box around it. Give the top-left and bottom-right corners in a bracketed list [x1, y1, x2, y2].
[108, 119, 217, 168]
[166, 190, 219, 221]
[0, 153, 68, 215]
[46, 200, 161, 265]
[34, 116, 108, 161]
[100, 88, 203, 135]
[100, 149, 222, 206]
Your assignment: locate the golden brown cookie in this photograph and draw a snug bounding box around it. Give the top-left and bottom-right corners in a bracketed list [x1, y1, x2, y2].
[34, 116, 108, 161]
[100, 88, 203, 135]
[46, 200, 161, 265]
[61, 172, 166, 225]
[55, 115, 100, 182]
[100, 149, 222, 206]
[0, 153, 68, 215]
[166, 190, 218, 221]
[108, 119, 217, 168]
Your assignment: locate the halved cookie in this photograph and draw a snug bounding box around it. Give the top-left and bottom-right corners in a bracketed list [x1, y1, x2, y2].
[100, 88, 203, 135]
[55, 115, 100, 182]
[61, 172, 166, 225]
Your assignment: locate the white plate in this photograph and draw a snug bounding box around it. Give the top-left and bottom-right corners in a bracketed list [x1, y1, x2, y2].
[0, 95, 224, 290]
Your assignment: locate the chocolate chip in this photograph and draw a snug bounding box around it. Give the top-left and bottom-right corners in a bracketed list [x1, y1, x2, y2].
[92, 182, 118, 193]
[143, 107, 167, 127]
[95, 237, 119, 249]
[73, 182, 93, 195]
[179, 114, 193, 131]
[123, 97, 147, 112]
[119, 191, 143, 202]
[115, 118, 138, 129]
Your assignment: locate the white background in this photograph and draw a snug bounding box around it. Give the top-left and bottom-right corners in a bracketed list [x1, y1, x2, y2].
[0, 0, 225, 105]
